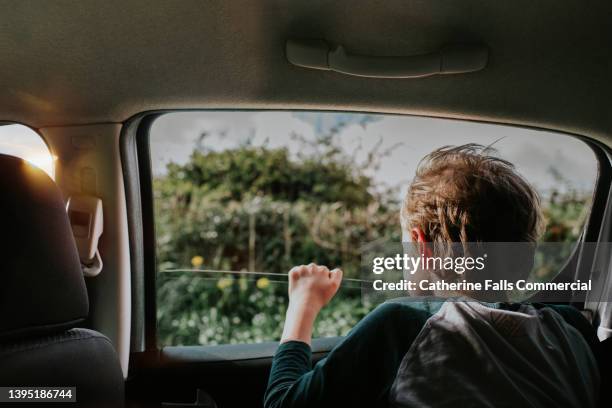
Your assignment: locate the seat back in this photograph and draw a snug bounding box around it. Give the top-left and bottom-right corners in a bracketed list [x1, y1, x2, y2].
[0, 154, 124, 407]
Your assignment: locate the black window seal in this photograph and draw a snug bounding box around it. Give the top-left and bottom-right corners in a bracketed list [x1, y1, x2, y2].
[121, 113, 161, 353]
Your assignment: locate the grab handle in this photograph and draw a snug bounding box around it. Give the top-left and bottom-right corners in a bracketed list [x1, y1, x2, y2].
[286, 39, 488, 79]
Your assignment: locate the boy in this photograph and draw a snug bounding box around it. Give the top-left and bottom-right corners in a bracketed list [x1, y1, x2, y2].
[264, 144, 600, 408]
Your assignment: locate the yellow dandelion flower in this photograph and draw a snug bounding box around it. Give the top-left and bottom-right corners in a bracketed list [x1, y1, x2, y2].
[256, 277, 270, 289]
[191, 255, 204, 267]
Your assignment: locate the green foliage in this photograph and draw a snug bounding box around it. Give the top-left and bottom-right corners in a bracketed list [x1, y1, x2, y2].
[160, 145, 374, 206]
[155, 141, 396, 346]
[155, 137, 592, 346]
[531, 189, 592, 281]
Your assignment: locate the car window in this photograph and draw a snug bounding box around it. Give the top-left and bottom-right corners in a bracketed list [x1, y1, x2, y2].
[149, 111, 598, 346]
[0, 124, 54, 179]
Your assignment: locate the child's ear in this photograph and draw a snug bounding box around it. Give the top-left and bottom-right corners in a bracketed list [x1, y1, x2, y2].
[411, 227, 433, 259]
[411, 227, 427, 243]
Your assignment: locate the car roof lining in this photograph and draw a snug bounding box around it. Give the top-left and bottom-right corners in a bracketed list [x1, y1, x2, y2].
[1, 1, 611, 145]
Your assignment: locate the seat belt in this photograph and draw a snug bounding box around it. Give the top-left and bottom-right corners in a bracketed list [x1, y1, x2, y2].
[66, 195, 104, 277]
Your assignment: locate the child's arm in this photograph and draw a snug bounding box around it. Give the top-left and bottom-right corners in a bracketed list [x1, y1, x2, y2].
[264, 303, 429, 408]
[263, 263, 342, 408]
[264, 266, 432, 408]
[280, 263, 343, 345]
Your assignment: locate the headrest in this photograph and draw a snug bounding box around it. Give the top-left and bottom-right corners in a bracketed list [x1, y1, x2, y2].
[0, 154, 88, 341]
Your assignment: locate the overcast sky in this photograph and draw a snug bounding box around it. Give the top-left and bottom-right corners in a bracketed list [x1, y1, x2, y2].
[150, 111, 597, 200]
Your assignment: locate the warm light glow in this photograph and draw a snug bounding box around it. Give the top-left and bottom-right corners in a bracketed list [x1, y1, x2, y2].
[0, 124, 55, 180]
[23, 153, 55, 179]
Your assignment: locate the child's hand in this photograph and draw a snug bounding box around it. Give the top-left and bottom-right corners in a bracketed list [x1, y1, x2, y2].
[288, 263, 343, 313]
[280, 263, 343, 345]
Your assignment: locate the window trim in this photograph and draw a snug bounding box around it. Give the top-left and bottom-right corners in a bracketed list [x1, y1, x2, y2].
[123, 109, 612, 354]
[121, 114, 161, 353]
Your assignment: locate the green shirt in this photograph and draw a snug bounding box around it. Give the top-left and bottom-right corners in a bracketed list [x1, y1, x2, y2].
[264, 299, 599, 408]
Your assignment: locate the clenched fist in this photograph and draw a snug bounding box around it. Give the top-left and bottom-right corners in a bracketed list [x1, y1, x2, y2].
[281, 263, 343, 345]
[288, 263, 343, 313]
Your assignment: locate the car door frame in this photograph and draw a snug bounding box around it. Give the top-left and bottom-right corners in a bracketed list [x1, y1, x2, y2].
[120, 110, 612, 407]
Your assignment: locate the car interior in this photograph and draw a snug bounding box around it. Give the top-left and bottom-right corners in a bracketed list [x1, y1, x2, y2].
[1, 2, 612, 407]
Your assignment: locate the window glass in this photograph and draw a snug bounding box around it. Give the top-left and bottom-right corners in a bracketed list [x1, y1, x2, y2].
[0, 124, 54, 179]
[150, 112, 597, 346]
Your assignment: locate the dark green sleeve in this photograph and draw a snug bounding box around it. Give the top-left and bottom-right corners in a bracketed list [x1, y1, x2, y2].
[264, 340, 312, 408]
[263, 303, 431, 408]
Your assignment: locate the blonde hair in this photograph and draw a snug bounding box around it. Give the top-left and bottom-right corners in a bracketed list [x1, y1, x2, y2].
[402, 144, 543, 246]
